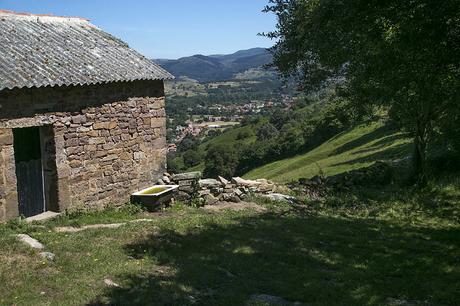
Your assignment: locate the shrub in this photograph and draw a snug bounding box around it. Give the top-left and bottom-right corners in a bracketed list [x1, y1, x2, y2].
[203, 143, 239, 178]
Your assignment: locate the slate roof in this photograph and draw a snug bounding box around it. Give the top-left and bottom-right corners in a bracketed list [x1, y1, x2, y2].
[0, 10, 173, 91]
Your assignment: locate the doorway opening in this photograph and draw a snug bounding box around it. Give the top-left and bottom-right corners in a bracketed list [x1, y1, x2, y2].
[13, 126, 58, 218]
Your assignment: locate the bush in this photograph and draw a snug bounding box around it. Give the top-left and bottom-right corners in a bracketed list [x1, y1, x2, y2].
[236, 129, 252, 140]
[257, 122, 278, 141]
[203, 143, 239, 178]
[167, 154, 184, 173]
[183, 150, 202, 168]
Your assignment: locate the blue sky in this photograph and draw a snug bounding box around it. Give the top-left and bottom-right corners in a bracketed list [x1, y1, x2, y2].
[0, 0, 277, 59]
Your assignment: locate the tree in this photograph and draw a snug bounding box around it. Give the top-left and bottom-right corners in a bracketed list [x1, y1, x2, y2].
[203, 144, 239, 178]
[264, 0, 460, 183]
[257, 122, 279, 141]
[183, 150, 202, 168]
[269, 111, 289, 130]
[167, 154, 184, 174]
[177, 134, 199, 152]
[278, 123, 304, 154]
[236, 129, 252, 140]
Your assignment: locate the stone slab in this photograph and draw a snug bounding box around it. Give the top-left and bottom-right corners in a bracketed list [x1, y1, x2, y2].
[25, 211, 61, 223]
[172, 172, 202, 181]
[17, 234, 45, 250]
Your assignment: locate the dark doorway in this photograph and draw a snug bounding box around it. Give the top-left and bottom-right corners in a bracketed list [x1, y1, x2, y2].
[13, 127, 48, 217]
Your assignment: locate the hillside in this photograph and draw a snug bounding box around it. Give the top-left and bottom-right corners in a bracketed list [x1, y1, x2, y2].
[186, 124, 259, 172]
[244, 122, 412, 183]
[155, 48, 273, 82]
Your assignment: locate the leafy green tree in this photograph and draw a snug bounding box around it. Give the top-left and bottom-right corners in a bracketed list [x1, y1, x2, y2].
[177, 134, 199, 152]
[203, 144, 239, 178]
[269, 111, 289, 130]
[257, 122, 279, 141]
[278, 123, 304, 154]
[183, 150, 202, 168]
[264, 0, 460, 183]
[236, 129, 252, 140]
[167, 154, 184, 174]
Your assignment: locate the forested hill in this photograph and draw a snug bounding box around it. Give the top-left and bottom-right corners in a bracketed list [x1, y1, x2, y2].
[154, 48, 273, 82]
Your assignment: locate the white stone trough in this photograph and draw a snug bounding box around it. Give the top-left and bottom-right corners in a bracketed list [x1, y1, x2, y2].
[131, 185, 179, 211]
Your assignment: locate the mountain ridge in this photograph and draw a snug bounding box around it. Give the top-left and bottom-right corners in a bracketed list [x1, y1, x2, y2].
[154, 48, 273, 82]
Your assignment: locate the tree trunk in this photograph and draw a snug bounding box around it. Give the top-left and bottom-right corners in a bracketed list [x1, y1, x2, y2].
[413, 120, 428, 185]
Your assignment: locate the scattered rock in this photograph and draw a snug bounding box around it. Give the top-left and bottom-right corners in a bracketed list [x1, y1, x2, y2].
[217, 266, 235, 278]
[248, 294, 305, 305]
[16, 234, 45, 250]
[39, 252, 56, 261]
[263, 193, 297, 203]
[162, 176, 171, 184]
[218, 176, 229, 185]
[25, 211, 60, 223]
[385, 298, 432, 306]
[104, 278, 121, 288]
[231, 177, 261, 187]
[204, 194, 219, 205]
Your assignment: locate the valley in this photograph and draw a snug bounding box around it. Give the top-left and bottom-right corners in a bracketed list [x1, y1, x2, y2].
[157, 48, 301, 154]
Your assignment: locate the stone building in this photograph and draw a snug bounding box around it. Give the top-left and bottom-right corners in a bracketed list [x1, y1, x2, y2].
[0, 10, 173, 221]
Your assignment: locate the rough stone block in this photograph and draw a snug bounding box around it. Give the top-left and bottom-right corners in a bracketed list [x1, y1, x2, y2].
[172, 172, 202, 181]
[0, 133, 13, 145]
[204, 193, 219, 205]
[151, 117, 165, 128]
[199, 179, 222, 188]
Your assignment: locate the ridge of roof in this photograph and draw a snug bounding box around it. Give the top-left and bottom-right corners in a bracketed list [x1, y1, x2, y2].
[0, 9, 90, 22]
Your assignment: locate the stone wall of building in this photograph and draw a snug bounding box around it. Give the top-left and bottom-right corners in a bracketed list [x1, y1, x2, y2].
[0, 128, 18, 220]
[0, 80, 167, 220]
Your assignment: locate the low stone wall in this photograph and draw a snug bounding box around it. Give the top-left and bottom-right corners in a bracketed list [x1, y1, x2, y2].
[157, 172, 280, 205]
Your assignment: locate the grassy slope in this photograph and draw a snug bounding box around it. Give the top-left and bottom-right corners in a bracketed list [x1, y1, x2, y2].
[1, 178, 459, 305]
[188, 124, 258, 172]
[244, 121, 412, 183]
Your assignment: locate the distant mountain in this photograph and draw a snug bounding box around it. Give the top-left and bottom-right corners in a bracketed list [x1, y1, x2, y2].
[154, 48, 273, 83]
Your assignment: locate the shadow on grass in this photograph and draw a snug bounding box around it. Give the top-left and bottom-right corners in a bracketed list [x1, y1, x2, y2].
[88, 209, 460, 305]
[331, 124, 393, 155]
[331, 142, 412, 168]
[348, 133, 410, 156]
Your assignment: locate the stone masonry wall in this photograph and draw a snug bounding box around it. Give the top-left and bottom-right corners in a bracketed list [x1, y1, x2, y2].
[0, 80, 167, 220]
[0, 128, 18, 220]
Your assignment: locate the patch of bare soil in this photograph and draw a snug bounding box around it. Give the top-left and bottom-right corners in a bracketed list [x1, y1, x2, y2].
[202, 201, 266, 212]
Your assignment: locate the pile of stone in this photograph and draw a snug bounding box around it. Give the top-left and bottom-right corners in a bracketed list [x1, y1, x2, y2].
[170, 171, 201, 203]
[156, 172, 282, 205]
